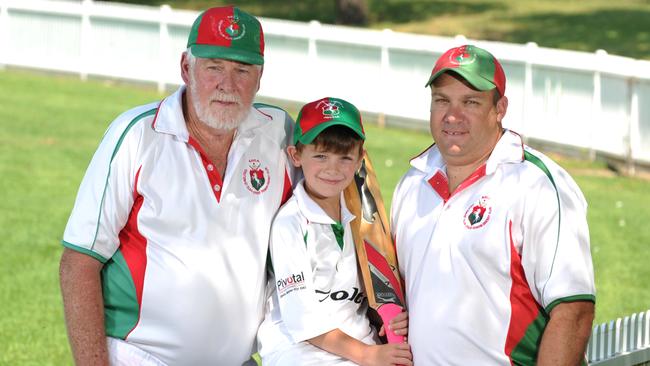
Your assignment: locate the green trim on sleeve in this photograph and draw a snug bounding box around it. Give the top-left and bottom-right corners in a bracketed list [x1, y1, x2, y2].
[545, 294, 596, 314]
[61, 240, 109, 263]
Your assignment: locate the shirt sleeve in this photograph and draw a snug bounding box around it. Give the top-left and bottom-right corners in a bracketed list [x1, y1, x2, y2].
[519, 162, 596, 313]
[62, 111, 145, 262]
[270, 213, 337, 343]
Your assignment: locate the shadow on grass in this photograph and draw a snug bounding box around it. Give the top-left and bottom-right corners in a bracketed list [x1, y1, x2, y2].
[505, 9, 650, 59]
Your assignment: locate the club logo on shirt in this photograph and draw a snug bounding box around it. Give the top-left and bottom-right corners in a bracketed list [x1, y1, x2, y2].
[217, 15, 246, 40]
[242, 159, 270, 194]
[463, 195, 492, 229]
[277, 271, 306, 298]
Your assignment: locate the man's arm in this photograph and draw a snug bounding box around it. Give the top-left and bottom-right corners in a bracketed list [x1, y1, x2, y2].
[59, 248, 109, 366]
[537, 301, 595, 366]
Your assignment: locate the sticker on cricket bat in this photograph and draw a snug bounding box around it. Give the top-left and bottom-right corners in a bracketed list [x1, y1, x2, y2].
[344, 151, 406, 344]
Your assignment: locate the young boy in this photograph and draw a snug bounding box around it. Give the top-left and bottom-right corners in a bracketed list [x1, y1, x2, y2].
[257, 97, 412, 365]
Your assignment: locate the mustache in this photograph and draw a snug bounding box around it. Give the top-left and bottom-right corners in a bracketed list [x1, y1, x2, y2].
[212, 92, 241, 104]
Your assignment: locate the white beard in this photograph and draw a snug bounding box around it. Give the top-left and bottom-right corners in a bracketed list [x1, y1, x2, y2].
[189, 74, 252, 131]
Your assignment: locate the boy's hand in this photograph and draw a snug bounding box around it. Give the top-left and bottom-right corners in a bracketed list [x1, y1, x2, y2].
[378, 310, 409, 338]
[361, 343, 412, 366]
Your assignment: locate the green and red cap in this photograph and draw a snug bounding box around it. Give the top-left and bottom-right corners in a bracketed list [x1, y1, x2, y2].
[186, 6, 264, 65]
[294, 97, 365, 145]
[425, 45, 506, 97]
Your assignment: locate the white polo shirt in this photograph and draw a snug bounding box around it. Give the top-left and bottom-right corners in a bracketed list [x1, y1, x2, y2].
[62, 86, 295, 365]
[257, 180, 378, 365]
[391, 130, 595, 365]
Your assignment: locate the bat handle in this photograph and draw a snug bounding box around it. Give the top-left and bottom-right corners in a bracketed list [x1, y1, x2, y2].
[377, 303, 405, 344]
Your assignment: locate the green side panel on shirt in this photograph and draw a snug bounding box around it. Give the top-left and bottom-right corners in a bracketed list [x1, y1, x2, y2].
[331, 222, 344, 250]
[510, 311, 549, 365]
[102, 250, 139, 339]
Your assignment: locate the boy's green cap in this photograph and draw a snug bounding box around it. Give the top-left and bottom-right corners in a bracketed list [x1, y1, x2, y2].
[294, 97, 365, 145]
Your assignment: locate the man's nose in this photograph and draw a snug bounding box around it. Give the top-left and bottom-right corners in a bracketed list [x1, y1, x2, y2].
[217, 70, 235, 92]
[444, 102, 463, 123]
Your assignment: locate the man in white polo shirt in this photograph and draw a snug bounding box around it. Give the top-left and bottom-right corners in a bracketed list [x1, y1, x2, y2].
[391, 45, 595, 365]
[59, 6, 295, 365]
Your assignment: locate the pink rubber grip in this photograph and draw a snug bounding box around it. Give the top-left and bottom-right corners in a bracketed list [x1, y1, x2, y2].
[377, 303, 405, 343]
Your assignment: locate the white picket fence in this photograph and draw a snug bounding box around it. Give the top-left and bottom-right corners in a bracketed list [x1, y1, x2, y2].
[1, 0, 650, 171]
[588, 310, 650, 365]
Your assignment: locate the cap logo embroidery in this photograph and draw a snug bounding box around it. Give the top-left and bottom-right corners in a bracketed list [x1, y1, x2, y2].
[449, 46, 476, 66]
[463, 195, 492, 229]
[217, 15, 246, 40]
[316, 100, 343, 118]
[242, 159, 270, 194]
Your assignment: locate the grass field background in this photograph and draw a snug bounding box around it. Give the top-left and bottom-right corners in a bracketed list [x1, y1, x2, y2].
[0, 68, 648, 364]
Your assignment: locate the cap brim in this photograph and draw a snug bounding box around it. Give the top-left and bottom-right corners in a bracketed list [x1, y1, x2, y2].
[296, 122, 365, 145]
[191, 44, 264, 65]
[425, 68, 496, 92]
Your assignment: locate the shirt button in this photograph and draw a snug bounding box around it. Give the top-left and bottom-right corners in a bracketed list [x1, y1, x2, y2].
[213, 184, 221, 192]
[206, 164, 214, 171]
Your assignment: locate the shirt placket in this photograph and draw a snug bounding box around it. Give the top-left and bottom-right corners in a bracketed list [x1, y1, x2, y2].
[188, 136, 224, 203]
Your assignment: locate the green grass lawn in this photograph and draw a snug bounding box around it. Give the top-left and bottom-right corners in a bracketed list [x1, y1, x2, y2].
[110, 0, 650, 60]
[0, 69, 648, 364]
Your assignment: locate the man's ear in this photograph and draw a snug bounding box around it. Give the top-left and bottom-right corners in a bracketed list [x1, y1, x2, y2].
[287, 145, 301, 168]
[256, 65, 264, 92]
[180, 52, 191, 85]
[496, 95, 508, 123]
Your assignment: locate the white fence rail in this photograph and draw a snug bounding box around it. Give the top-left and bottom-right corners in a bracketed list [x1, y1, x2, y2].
[1, 0, 650, 168]
[588, 310, 650, 366]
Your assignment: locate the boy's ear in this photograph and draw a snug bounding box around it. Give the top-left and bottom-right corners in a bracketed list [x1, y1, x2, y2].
[286, 145, 302, 168]
[355, 148, 365, 171]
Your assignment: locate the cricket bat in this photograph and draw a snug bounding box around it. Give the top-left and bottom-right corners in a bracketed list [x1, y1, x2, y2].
[344, 150, 406, 344]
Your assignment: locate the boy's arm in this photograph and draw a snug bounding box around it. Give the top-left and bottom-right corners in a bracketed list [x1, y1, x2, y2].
[308, 329, 412, 366]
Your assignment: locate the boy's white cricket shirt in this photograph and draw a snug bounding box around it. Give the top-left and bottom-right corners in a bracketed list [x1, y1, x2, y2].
[258, 181, 377, 365]
[391, 130, 595, 365]
[62, 86, 294, 365]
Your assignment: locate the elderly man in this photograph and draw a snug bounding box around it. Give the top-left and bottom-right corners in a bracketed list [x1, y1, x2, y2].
[391, 45, 595, 365]
[59, 7, 294, 365]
